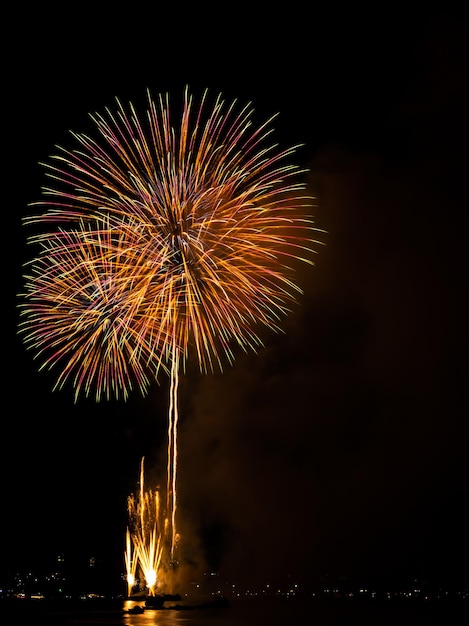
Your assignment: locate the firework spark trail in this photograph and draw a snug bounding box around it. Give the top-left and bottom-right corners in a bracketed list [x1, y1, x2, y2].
[19, 87, 324, 589]
[127, 457, 165, 595]
[167, 350, 179, 565]
[125, 528, 137, 597]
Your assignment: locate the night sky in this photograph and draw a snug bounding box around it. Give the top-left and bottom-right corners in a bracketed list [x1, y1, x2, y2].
[4, 5, 468, 592]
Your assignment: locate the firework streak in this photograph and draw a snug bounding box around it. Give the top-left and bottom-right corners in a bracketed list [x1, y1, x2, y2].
[127, 458, 165, 596]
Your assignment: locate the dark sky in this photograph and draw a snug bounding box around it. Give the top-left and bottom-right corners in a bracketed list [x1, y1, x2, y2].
[4, 5, 468, 592]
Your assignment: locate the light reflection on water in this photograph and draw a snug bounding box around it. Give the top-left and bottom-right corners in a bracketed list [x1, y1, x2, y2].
[1, 596, 463, 625]
[122, 600, 233, 626]
[120, 597, 467, 626]
[123, 601, 183, 626]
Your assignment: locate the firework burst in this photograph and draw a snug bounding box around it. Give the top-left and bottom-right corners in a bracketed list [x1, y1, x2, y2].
[19, 87, 322, 397]
[20, 221, 171, 401]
